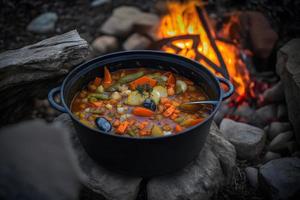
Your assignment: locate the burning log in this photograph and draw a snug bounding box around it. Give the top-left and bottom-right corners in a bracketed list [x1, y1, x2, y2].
[0, 30, 89, 126]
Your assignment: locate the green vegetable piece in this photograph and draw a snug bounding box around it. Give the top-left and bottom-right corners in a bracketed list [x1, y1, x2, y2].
[88, 93, 110, 100]
[127, 129, 137, 137]
[125, 91, 146, 106]
[151, 124, 163, 136]
[96, 85, 104, 93]
[118, 71, 144, 84]
[176, 80, 187, 94]
[106, 83, 120, 92]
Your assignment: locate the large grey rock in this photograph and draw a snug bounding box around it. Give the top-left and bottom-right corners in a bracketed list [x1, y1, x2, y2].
[56, 114, 236, 200]
[123, 33, 151, 50]
[220, 118, 266, 160]
[92, 35, 118, 54]
[0, 120, 82, 200]
[267, 122, 291, 140]
[55, 114, 142, 200]
[250, 104, 278, 128]
[276, 39, 300, 145]
[268, 131, 294, 153]
[262, 81, 285, 103]
[259, 157, 300, 200]
[147, 122, 236, 200]
[27, 12, 58, 33]
[0, 30, 89, 125]
[100, 6, 159, 37]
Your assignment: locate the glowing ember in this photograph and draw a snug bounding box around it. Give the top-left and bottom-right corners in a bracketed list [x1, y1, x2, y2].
[157, 0, 254, 99]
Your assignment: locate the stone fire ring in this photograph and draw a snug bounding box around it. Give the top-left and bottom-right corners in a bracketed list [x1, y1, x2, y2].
[55, 114, 236, 200]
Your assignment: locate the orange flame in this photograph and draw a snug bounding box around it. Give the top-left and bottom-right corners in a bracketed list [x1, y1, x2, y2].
[157, 1, 253, 98]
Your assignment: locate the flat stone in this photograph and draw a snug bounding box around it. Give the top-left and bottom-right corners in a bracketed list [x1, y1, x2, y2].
[250, 104, 278, 128]
[268, 131, 294, 153]
[220, 118, 266, 160]
[267, 122, 291, 140]
[100, 6, 159, 38]
[56, 114, 236, 200]
[123, 33, 151, 50]
[262, 81, 285, 103]
[92, 35, 118, 54]
[262, 151, 281, 164]
[27, 12, 58, 33]
[147, 122, 236, 200]
[0, 120, 82, 199]
[100, 6, 142, 36]
[276, 39, 300, 145]
[55, 114, 142, 200]
[259, 157, 300, 200]
[245, 167, 258, 188]
[233, 104, 256, 122]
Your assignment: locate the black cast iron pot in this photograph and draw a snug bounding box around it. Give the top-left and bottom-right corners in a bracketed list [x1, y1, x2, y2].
[48, 50, 234, 177]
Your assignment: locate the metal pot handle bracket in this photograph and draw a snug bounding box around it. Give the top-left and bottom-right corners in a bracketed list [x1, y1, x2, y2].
[48, 86, 67, 113]
[217, 77, 234, 100]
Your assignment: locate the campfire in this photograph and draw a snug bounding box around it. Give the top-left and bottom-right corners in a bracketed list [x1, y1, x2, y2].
[155, 1, 258, 105]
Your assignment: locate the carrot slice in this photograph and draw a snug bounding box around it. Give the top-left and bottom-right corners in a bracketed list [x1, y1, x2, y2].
[103, 66, 112, 88]
[94, 77, 102, 86]
[175, 124, 183, 133]
[166, 72, 176, 88]
[91, 101, 102, 107]
[116, 121, 129, 134]
[132, 107, 154, 117]
[189, 118, 204, 126]
[139, 129, 151, 136]
[129, 76, 157, 90]
[163, 105, 175, 117]
[160, 97, 170, 105]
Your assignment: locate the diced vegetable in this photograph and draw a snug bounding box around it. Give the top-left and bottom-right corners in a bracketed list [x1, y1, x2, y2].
[151, 85, 168, 104]
[165, 72, 176, 87]
[125, 91, 146, 106]
[95, 117, 112, 132]
[129, 76, 157, 90]
[96, 85, 104, 93]
[181, 118, 203, 127]
[88, 93, 110, 100]
[176, 80, 188, 94]
[118, 71, 144, 84]
[116, 121, 129, 134]
[175, 124, 183, 133]
[143, 98, 156, 111]
[111, 91, 121, 100]
[94, 77, 102, 86]
[163, 105, 176, 117]
[103, 66, 112, 88]
[132, 107, 154, 117]
[151, 124, 163, 136]
[90, 101, 102, 107]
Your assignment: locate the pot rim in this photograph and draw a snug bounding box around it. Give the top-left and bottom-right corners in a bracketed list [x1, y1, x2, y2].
[60, 50, 224, 140]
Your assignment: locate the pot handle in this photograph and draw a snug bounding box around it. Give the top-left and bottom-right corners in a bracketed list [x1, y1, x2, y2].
[48, 86, 67, 113]
[217, 77, 234, 100]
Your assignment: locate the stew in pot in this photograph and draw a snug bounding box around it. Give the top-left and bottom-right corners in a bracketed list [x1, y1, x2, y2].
[71, 67, 212, 137]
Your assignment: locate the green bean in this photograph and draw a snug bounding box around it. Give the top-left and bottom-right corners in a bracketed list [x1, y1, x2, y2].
[106, 83, 120, 92]
[88, 93, 110, 100]
[118, 71, 144, 84]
